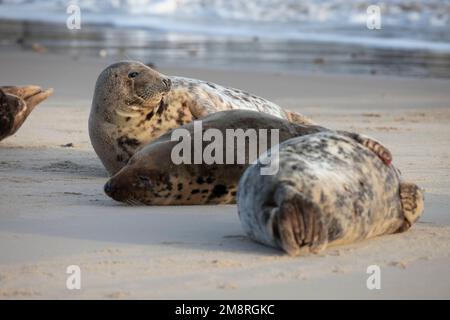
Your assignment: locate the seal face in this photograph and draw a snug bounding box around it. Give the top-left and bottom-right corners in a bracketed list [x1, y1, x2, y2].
[0, 86, 53, 141]
[89, 61, 313, 176]
[103, 110, 324, 205]
[237, 131, 424, 256]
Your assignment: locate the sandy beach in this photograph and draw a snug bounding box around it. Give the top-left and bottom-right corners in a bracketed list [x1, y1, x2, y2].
[0, 49, 449, 299]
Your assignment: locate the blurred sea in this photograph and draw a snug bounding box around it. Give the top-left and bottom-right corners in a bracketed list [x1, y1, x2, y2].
[0, 0, 450, 78]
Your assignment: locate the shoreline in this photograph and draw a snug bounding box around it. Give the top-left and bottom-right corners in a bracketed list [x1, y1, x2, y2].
[2, 19, 450, 79]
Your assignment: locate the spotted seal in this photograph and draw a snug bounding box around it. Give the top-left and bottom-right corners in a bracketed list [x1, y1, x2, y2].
[104, 110, 322, 205]
[0, 86, 53, 142]
[237, 131, 424, 256]
[103, 110, 390, 205]
[89, 61, 313, 176]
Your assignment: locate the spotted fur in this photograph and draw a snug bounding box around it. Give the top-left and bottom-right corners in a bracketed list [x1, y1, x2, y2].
[103, 110, 324, 205]
[89, 61, 313, 176]
[237, 131, 424, 256]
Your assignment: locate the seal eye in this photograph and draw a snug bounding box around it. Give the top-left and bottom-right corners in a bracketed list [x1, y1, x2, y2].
[128, 71, 139, 78]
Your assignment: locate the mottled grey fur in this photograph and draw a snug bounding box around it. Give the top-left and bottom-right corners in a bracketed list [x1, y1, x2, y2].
[237, 132, 424, 256]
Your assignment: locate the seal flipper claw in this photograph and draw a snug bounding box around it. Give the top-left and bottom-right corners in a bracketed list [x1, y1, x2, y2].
[339, 132, 392, 166]
[397, 182, 424, 232]
[285, 109, 315, 125]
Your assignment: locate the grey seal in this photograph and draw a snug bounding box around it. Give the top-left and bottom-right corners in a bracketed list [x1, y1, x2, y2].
[237, 131, 424, 255]
[89, 61, 313, 176]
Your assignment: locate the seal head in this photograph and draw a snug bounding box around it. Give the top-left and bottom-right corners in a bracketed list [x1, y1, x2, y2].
[89, 61, 172, 174]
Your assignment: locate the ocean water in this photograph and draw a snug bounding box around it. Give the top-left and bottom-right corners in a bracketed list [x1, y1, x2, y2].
[0, 0, 450, 78]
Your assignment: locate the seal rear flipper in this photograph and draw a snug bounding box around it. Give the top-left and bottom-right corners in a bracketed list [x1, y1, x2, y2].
[0, 85, 41, 100]
[338, 131, 392, 166]
[24, 88, 54, 110]
[397, 182, 424, 232]
[270, 186, 328, 256]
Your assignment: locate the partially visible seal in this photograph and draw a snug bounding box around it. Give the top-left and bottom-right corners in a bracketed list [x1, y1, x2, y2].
[237, 131, 424, 256]
[103, 110, 390, 205]
[89, 61, 313, 176]
[0, 86, 53, 141]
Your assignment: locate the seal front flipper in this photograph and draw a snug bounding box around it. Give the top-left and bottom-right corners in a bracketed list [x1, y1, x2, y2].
[338, 131, 392, 166]
[397, 182, 424, 232]
[285, 109, 315, 125]
[187, 96, 230, 120]
[270, 185, 328, 256]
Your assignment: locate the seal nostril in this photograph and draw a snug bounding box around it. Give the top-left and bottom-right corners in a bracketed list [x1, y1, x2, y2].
[104, 181, 114, 196]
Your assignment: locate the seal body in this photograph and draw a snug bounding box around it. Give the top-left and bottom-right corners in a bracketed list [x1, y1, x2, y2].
[0, 86, 53, 141]
[89, 61, 312, 176]
[237, 131, 424, 256]
[103, 110, 324, 205]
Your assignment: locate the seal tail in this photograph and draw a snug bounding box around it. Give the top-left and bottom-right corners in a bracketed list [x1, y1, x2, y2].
[285, 109, 315, 125]
[269, 185, 327, 256]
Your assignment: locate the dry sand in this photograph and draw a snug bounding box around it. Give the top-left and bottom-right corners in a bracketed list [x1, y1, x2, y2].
[0, 49, 449, 299]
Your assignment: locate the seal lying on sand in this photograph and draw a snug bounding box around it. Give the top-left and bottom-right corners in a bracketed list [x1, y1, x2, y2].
[237, 131, 424, 256]
[0, 86, 53, 141]
[89, 61, 313, 176]
[103, 110, 390, 205]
